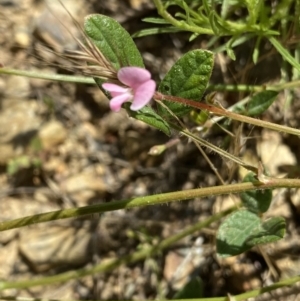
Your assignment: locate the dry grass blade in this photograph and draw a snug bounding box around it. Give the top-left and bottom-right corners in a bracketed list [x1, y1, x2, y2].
[36, 0, 118, 82]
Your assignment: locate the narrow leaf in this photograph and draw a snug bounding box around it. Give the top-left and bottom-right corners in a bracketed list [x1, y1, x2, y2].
[246, 90, 278, 116]
[269, 36, 300, 73]
[132, 27, 184, 38]
[157, 50, 214, 118]
[252, 35, 262, 64]
[142, 17, 170, 24]
[235, 90, 278, 116]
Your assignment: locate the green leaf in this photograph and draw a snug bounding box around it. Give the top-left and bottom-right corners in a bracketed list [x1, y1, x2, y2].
[213, 34, 255, 54]
[84, 14, 144, 71]
[252, 35, 262, 64]
[245, 90, 278, 116]
[269, 36, 300, 73]
[244, 0, 260, 25]
[240, 172, 273, 213]
[221, 0, 239, 18]
[216, 210, 285, 257]
[132, 27, 184, 38]
[173, 276, 204, 299]
[84, 15, 171, 135]
[225, 37, 237, 60]
[126, 105, 171, 136]
[217, 210, 259, 257]
[157, 50, 214, 118]
[246, 217, 286, 246]
[141, 17, 170, 24]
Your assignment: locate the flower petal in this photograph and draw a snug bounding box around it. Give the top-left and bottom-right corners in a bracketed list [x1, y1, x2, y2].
[102, 83, 128, 93]
[130, 80, 156, 111]
[118, 67, 151, 89]
[109, 92, 132, 112]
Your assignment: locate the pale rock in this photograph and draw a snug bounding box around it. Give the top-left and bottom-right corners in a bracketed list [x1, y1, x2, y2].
[0, 101, 40, 143]
[0, 100, 41, 163]
[257, 130, 296, 176]
[34, 0, 87, 51]
[19, 221, 92, 272]
[4, 76, 31, 100]
[60, 168, 108, 205]
[14, 26, 31, 48]
[163, 237, 204, 291]
[38, 120, 67, 150]
[0, 240, 18, 278]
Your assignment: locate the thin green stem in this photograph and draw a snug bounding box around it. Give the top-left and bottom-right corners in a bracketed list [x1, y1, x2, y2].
[0, 68, 94, 84]
[1, 227, 300, 300]
[1, 178, 300, 232]
[0, 272, 299, 300]
[0, 207, 234, 290]
[152, 0, 214, 35]
[171, 275, 300, 301]
[208, 80, 300, 92]
[2, 67, 300, 93]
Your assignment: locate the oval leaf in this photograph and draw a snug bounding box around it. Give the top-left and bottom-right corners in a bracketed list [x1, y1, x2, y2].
[157, 50, 214, 118]
[246, 217, 286, 246]
[84, 14, 144, 71]
[84, 15, 171, 134]
[240, 172, 273, 213]
[217, 210, 260, 257]
[217, 210, 285, 257]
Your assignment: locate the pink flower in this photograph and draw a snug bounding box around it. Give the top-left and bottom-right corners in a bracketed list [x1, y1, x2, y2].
[102, 67, 156, 112]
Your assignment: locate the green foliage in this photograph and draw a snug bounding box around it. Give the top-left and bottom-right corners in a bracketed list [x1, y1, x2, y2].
[157, 50, 214, 118]
[173, 276, 204, 299]
[84, 14, 144, 71]
[217, 210, 285, 257]
[235, 90, 278, 116]
[148, 0, 298, 68]
[125, 104, 171, 136]
[240, 173, 273, 213]
[1, 1, 299, 298]
[84, 14, 171, 135]
[7, 156, 41, 175]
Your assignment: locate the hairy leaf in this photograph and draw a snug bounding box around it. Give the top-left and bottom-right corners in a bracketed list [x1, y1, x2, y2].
[157, 50, 214, 118]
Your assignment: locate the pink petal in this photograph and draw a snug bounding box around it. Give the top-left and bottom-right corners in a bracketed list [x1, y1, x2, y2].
[118, 67, 151, 89]
[102, 83, 128, 93]
[109, 92, 132, 112]
[130, 80, 156, 111]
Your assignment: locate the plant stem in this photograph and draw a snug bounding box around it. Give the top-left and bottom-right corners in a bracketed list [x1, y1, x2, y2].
[155, 93, 300, 136]
[175, 125, 258, 173]
[0, 207, 234, 290]
[0, 67, 94, 84]
[1, 178, 300, 232]
[152, 0, 214, 35]
[2, 67, 300, 93]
